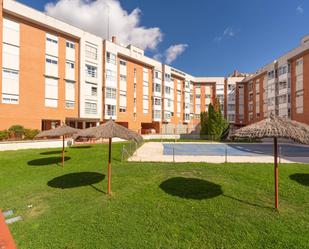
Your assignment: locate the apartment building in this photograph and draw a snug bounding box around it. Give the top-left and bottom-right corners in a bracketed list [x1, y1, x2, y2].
[237, 35, 309, 127]
[0, 0, 308, 134]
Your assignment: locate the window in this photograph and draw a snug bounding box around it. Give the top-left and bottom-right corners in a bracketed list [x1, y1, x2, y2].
[2, 69, 19, 104]
[154, 98, 161, 106]
[106, 52, 116, 65]
[91, 86, 97, 96]
[45, 77, 58, 108]
[143, 97, 148, 113]
[66, 101, 74, 109]
[85, 102, 97, 114]
[164, 111, 171, 120]
[154, 83, 161, 93]
[66, 61, 74, 69]
[46, 35, 57, 44]
[119, 92, 126, 110]
[296, 59, 303, 66]
[120, 60, 126, 66]
[106, 69, 116, 81]
[119, 107, 126, 112]
[268, 70, 275, 79]
[120, 74, 126, 81]
[106, 87, 117, 99]
[155, 71, 161, 79]
[278, 65, 287, 76]
[2, 93, 19, 104]
[66, 41, 75, 49]
[164, 73, 171, 81]
[249, 93, 253, 101]
[65, 81, 75, 108]
[153, 110, 161, 119]
[46, 55, 58, 65]
[85, 64, 97, 78]
[165, 86, 171, 94]
[86, 44, 98, 60]
[106, 104, 116, 116]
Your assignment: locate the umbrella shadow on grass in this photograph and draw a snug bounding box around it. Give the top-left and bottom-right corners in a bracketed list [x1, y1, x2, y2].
[27, 156, 71, 166]
[223, 195, 274, 210]
[289, 173, 309, 186]
[159, 177, 223, 200]
[159, 177, 274, 210]
[47, 172, 105, 193]
[40, 150, 67, 155]
[71, 145, 92, 149]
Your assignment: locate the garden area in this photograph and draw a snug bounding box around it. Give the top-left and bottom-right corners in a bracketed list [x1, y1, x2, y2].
[0, 142, 308, 248]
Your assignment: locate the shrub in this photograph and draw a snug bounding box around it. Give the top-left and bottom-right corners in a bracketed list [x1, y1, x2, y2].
[0, 130, 9, 141]
[24, 129, 40, 140]
[8, 125, 25, 139]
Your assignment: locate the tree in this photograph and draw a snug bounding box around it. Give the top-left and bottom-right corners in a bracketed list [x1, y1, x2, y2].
[199, 98, 229, 140]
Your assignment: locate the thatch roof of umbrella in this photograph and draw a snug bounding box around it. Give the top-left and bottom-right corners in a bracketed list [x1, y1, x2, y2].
[75, 119, 143, 195]
[36, 125, 79, 138]
[36, 125, 79, 167]
[233, 114, 309, 144]
[233, 114, 309, 210]
[74, 119, 143, 141]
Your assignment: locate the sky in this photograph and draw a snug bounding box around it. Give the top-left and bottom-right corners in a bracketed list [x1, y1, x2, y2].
[18, 0, 309, 76]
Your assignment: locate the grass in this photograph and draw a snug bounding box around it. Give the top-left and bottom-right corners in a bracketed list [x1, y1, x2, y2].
[0, 143, 308, 249]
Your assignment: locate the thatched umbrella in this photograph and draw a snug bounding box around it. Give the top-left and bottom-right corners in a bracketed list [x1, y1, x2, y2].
[233, 114, 309, 209]
[36, 125, 79, 167]
[75, 119, 142, 195]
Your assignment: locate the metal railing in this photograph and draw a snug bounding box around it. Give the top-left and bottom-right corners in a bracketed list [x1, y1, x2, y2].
[121, 138, 144, 163]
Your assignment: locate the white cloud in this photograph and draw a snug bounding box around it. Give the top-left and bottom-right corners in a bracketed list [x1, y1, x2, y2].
[44, 0, 163, 50]
[215, 27, 237, 42]
[296, 5, 304, 15]
[164, 44, 188, 64]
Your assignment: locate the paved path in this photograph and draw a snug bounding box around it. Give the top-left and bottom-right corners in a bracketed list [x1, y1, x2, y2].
[129, 142, 309, 163]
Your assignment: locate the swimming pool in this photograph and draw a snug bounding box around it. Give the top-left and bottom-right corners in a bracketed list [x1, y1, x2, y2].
[163, 143, 309, 157]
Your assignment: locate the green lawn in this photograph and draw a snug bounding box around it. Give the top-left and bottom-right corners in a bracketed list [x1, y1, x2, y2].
[0, 143, 308, 249]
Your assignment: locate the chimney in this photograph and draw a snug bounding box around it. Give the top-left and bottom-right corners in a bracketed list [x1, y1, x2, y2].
[112, 36, 117, 44]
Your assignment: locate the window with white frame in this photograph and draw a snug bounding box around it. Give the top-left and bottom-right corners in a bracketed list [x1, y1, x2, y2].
[85, 64, 97, 78]
[65, 81, 75, 109]
[143, 97, 149, 113]
[91, 86, 98, 96]
[120, 60, 126, 66]
[2, 68, 19, 104]
[154, 98, 161, 106]
[106, 52, 116, 65]
[66, 41, 75, 49]
[45, 77, 58, 107]
[46, 55, 58, 65]
[106, 69, 116, 81]
[66, 61, 74, 69]
[85, 102, 97, 114]
[153, 110, 161, 119]
[46, 34, 58, 44]
[119, 92, 126, 110]
[154, 83, 161, 93]
[105, 87, 117, 99]
[106, 104, 116, 116]
[86, 44, 98, 60]
[165, 86, 171, 94]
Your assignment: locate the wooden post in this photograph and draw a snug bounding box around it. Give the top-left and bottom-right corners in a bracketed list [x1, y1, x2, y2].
[274, 137, 279, 210]
[62, 135, 65, 167]
[107, 137, 112, 195]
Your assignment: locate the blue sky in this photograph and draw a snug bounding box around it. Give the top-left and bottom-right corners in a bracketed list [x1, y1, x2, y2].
[18, 0, 309, 76]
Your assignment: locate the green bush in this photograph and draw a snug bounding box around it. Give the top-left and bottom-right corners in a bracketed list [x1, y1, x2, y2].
[0, 130, 9, 141]
[24, 129, 40, 140]
[8, 125, 25, 139]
